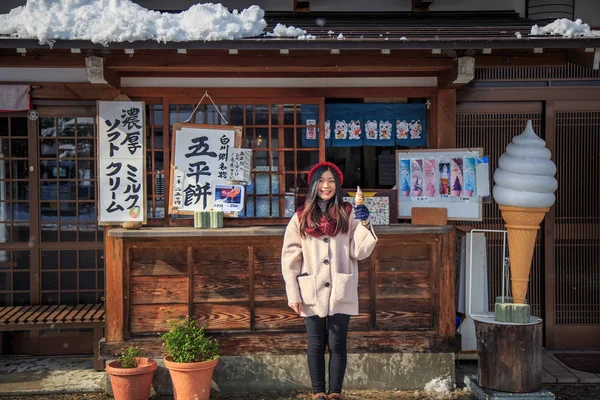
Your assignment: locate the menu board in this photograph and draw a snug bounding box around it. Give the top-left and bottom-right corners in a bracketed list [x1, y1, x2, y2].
[396, 148, 484, 221]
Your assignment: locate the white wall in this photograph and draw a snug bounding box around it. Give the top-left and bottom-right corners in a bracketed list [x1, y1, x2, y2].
[575, 0, 600, 28]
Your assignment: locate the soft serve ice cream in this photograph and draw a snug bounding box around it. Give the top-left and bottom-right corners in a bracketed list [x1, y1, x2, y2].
[493, 120, 557, 207]
[493, 120, 558, 305]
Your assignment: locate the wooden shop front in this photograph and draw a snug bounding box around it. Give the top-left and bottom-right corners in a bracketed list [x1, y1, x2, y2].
[100, 224, 458, 358]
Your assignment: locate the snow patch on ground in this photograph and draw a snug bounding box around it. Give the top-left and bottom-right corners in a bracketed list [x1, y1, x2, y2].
[0, 0, 267, 45]
[424, 376, 454, 399]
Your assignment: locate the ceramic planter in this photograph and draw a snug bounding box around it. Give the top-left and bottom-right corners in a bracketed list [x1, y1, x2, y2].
[106, 357, 157, 400]
[164, 356, 219, 400]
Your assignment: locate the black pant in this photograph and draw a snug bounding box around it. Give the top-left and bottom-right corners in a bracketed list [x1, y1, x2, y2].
[304, 314, 350, 394]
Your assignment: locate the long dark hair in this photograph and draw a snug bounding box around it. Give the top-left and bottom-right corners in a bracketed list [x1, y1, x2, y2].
[298, 165, 349, 238]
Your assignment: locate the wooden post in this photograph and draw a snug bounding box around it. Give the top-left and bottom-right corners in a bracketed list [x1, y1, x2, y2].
[104, 229, 125, 342]
[430, 89, 457, 149]
[474, 316, 543, 393]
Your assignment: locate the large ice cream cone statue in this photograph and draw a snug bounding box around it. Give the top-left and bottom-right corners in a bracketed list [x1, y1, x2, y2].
[493, 120, 557, 304]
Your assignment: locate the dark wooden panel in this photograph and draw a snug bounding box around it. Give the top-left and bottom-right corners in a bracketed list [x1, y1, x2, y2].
[130, 276, 188, 305]
[350, 299, 371, 331]
[130, 304, 187, 334]
[253, 246, 283, 275]
[254, 275, 287, 301]
[376, 271, 431, 299]
[192, 247, 248, 275]
[192, 274, 249, 303]
[376, 298, 433, 330]
[193, 304, 250, 331]
[254, 302, 306, 331]
[100, 332, 460, 358]
[377, 243, 432, 272]
[130, 246, 187, 276]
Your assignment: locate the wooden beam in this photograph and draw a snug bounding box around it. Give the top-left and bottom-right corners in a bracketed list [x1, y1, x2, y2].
[458, 87, 600, 102]
[475, 53, 567, 68]
[293, 0, 310, 12]
[100, 331, 460, 358]
[25, 83, 113, 100]
[121, 86, 437, 100]
[413, 0, 434, 12]
[438, 56, 474, 89]
[0, 52, 454, 73]
[85, 56, 120, 89]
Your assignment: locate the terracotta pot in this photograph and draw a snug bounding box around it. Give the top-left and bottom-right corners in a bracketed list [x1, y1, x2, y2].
[164, 356, 219, 400]
[106, 357, 157, 400]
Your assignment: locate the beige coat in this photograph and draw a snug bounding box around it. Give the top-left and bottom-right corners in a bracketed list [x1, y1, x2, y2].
[281, 211, 378, 318]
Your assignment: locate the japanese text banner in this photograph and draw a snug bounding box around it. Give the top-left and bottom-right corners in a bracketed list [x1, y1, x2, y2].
[97, 101, 146, 224]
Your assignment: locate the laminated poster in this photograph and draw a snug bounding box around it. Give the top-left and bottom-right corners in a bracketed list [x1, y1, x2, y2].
[463, 157, 476, 197]
[411, 159, 423, 198]
[424, 159, 437, 198]
[213, 184, 245, 213]
[438, 160, 450, 197]
[451, 158, 464, 197]
[399, 159, 411, 198]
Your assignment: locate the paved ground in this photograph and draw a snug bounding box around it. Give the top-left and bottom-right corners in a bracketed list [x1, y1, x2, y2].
[2, 357, 600, 399]
[2, 386, 600, 399]
[0, 390, 473, 399]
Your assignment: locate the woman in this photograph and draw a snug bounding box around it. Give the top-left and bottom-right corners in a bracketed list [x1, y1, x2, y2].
[281, 161, 378, 400]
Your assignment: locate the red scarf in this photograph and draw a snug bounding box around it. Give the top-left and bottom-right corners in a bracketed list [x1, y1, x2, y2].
[297, 202, 352, 238]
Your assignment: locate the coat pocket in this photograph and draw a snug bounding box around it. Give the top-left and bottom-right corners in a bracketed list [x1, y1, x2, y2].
[333, 272, 356, 304]
[297, 275, 316, 306]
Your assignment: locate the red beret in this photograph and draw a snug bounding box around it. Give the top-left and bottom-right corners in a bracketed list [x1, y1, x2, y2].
[308, 161, 344, 186]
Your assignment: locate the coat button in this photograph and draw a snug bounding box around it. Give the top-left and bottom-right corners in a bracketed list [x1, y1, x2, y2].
[323, 259, 329, 265]
[324, 282, 330, 287]
[324, 238, 329, 243]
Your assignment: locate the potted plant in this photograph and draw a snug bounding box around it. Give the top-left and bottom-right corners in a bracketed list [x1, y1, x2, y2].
[161, 316, 219, 400]
[106, 345, 157, 400]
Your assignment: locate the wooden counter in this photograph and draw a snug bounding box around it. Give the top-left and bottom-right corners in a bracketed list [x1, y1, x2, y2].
[101, 225, 459, 358]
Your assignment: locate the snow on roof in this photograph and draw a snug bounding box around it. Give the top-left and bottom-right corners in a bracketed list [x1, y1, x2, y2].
[0, 0, 269, 46]
[266, 23, 316, 40]
[530, 18, 600, 38]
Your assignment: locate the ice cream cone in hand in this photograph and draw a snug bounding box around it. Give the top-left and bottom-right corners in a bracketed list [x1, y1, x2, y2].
[493, 120, 558, 305]
[355, 186, 364, 205]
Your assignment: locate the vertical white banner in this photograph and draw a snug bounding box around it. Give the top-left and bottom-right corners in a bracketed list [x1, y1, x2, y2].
[97, 101, 146, 224]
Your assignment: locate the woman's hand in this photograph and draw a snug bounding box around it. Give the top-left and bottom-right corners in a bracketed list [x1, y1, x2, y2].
[354, 204, 370, 221]
[289, 302, 302, 315]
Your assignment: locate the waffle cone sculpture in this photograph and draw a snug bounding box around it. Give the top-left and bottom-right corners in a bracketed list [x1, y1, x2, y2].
[499, 205, 548, 304]
[493, 121, 557, 304]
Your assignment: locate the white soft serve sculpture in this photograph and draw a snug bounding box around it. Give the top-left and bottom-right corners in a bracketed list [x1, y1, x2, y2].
[493, 120, 558, 304]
